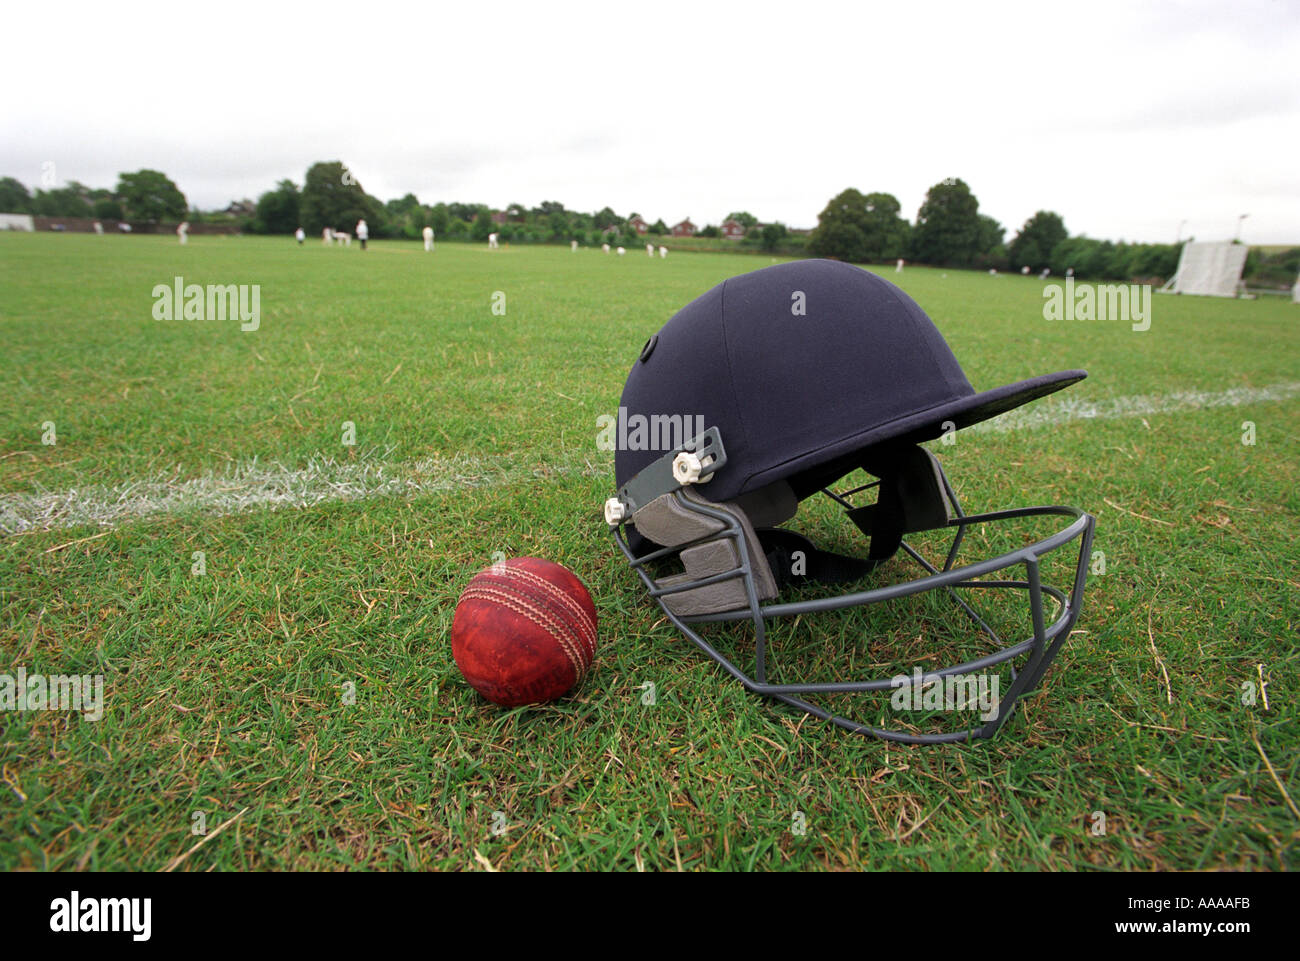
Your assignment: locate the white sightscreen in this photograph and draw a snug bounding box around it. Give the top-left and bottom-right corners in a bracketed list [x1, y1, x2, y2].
[1169, 242, 1248, 297]
[0, 213, 34, 231]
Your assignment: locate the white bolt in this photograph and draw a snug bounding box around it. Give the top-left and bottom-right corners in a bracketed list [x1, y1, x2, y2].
[673, 451, 704, 484]
[604, 497, 627, 526]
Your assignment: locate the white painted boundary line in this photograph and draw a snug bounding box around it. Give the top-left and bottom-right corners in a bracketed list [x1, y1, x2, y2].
[2, 382, 1297, 535]
[0, 449, 572, 535]
[972, 381, 1300, 433]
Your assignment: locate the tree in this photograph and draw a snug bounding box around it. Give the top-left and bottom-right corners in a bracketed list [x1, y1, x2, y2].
[807, 188, 910, 262]
[1048, 236, 1120, 279]
[115, 169, 187, 223]
[471, 210, 494, 241]
[910, 177, 982, 267]
[32, 188, 91, 218]
[447, 202, 486, 223]
[593, 206, 620, 230]
[430, 204, 451, 236]
[976, 215, 1004, 255]
[444, 210, 472, 237]
[1128, 243, 1181, 280]
[725, 211, 758, 229]
[93, 198, 124, 220]
[699, 224, 721, 238]
[1008, 210, 1068, 271]
[1244, 245, 1300, 288]
[0, 176, 32, 213]
[65, 180, 95, 204]
[298, 161, 381, 233]
[546, 210, 570, 240]
[970, 215, 1008, 270]
[760, 222, 788, 252]
[384, 193, 427, 238]
[386, 193, 421, 217]
[254, 179, 301, 234]
[85, 187, 122, 219]
[648, 219, 668, 235]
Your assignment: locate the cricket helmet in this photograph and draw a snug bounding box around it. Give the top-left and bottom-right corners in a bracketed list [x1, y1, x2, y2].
[605, 260, 1096, 743]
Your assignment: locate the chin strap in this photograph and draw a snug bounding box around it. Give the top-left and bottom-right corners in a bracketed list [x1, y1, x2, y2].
[761, 445, 957, 591]
[758, 528, 883, 590]
[848, 444, 956, 561]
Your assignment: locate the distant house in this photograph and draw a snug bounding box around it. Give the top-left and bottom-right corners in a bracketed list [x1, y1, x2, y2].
[491, 211, 509, 225]
[628, 215, 648, 235]
[224, 199, 255, 218]
[671, 218, 696, 237]
[721, 218, 746, 240]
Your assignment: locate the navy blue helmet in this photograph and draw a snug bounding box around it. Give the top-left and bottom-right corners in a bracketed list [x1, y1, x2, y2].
[605, 260, 1096, 743]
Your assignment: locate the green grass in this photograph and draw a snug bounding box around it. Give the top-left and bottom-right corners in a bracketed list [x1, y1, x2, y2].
[0, 234, 1296, 871]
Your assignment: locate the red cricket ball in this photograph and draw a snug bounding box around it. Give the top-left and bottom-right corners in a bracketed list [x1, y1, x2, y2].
[451, 557, 598, 707]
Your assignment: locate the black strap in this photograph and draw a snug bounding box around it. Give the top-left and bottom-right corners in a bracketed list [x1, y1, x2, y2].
[758, 443, 957, 590]
[758, 528, 883, 590]
[847, 504, 904, 563]
[848, 444, 953, 562]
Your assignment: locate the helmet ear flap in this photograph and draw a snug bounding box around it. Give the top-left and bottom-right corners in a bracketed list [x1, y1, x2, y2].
[629, 487, 780, 617]
[848, 446, 956, 563]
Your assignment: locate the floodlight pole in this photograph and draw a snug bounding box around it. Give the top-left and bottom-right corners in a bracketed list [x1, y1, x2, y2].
[1235, 214, 1249, 243]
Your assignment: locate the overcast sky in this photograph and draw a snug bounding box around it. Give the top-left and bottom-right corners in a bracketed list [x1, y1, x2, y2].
[4, 0, 1297, 243]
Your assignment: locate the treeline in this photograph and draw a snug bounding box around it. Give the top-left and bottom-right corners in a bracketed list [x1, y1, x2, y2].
[0, 170, 186, 223]
[0, 161, 804, 252]
[247, 164, 804, 252]
[805, 178, 1296, 285]
[5, 164, 1295, 286]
